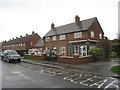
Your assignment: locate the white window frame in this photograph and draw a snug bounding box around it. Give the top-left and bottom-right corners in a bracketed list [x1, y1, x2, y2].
[59, 47, 66, 56]
[53, 36, 56, 41]
[99, 33, 102, 39]
[45, 37, 50, 42]
[74, 32, 82, 38]
[30, 42, 33, 46]
[59, 35, 65, 40]
[91, 31, 94, 38]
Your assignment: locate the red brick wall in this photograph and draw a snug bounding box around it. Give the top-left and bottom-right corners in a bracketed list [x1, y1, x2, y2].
[88, 18, 104, 48]
[58, 55, 93, 64]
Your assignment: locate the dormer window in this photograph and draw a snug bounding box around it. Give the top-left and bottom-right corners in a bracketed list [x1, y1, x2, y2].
[91, 31, 94, 38]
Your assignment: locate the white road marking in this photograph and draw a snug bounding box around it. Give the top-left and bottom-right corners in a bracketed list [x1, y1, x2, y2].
[79, 77, 93, 86]
[13, 71, 20, 74]
[13, 71, 29, 79]
[90, 78, 108, 88]
[104, 80, 119, 89]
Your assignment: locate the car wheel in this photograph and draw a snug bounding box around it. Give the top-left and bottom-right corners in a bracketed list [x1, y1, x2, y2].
[8, 59, 11, 63]
[18, 59, 21, 63]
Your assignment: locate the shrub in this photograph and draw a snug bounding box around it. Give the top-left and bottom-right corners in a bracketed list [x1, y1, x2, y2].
[111, 65, 120, 74]
[101, 37, 110, 59]
[16, 50, 28, 56]
[109, 52, 117, 58]
[89, 48, 104, 61]
[111, 44, 120, 56]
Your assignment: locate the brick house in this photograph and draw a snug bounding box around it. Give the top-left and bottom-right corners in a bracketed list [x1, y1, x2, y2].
[0, 42, 2, 50]
[43, 15, 104, 56]
[2, 32, 41, 50]
[33, 39, 45, 52]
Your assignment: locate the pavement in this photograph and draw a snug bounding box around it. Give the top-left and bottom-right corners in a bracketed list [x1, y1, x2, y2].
[21, 57, 120, 78]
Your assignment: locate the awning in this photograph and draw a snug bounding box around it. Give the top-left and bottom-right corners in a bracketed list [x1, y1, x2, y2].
[69, 39, 99, 44]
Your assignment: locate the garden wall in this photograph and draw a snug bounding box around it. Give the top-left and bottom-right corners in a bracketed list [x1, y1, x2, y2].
[58, 55, 93, 64]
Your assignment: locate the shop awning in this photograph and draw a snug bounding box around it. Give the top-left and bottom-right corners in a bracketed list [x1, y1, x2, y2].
[69, 39, 99, 44]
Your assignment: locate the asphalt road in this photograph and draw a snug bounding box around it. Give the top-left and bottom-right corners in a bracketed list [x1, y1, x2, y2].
[1, 59, 119, 89]
[1, 60, 87, 88]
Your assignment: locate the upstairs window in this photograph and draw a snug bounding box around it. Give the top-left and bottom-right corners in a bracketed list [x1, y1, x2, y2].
[99, 33, 102, 39]
[74, 32, 82, 38]
[91, 31, 94, 38]
[45, 37, 50, 42]
[53, 36, 56, 41]
[30, 42, 33, 46]
[59, 35, 65, 40]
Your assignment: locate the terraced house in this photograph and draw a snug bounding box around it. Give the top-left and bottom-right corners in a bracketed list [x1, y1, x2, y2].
[43, 15, 104, 56]
[2, 32, 41, 50]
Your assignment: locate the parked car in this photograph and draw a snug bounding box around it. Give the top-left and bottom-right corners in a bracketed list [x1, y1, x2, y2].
[0, 50, 3, 59]
[28, 49, 41, 55]
[1, 50, 21, 63]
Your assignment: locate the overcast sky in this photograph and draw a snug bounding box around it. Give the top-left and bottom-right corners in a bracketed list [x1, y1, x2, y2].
[0, 0, 119, 42]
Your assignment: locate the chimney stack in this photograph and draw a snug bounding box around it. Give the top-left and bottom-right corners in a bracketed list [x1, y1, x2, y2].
[32, 31, 35, 35]
[26, 34, 28, 36]
[51, 23, 55, 30]
[75, 15, 80, 23]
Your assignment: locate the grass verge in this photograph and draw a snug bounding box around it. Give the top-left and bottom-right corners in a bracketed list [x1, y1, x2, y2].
[111, 65, 120, 74]
[23, 58, 44, 61]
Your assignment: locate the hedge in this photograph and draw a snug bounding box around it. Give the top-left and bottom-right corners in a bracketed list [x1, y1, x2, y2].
[16, 50, 28, 56]
[111, 65, 120, 74]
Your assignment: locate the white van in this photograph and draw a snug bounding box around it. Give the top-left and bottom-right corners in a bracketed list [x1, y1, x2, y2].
[28, 49, 41, 55]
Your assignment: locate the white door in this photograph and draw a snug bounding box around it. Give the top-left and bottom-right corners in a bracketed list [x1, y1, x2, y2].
[80, 45, 87, 57]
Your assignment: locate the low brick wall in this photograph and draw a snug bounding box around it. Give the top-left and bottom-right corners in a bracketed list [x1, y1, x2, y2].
[24, 54, 93, 64]
[24, 54, 44, 59]
[58, 55, 93, 64]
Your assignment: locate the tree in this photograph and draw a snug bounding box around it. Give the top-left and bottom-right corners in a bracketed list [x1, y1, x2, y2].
[101, 37, 110, 59]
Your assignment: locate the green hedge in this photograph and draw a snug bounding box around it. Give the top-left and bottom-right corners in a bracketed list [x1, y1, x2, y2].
[88, 48, 104, 61]
[16, 50, 28, 56]
[111, 65, 120, 74]
[109, 52, 117, 58]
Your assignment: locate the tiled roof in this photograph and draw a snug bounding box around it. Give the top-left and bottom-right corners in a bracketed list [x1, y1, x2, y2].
[43, 17, 97, 37]
[33, 39, 44, 47]
[3, 35, 33, 46]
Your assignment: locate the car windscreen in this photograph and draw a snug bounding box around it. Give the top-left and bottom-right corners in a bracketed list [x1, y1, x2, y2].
[8, 51, 18, 55]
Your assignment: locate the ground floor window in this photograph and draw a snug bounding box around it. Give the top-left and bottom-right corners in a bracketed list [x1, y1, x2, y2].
[70, 45, 87, 57]
[59, 47, 66, 56]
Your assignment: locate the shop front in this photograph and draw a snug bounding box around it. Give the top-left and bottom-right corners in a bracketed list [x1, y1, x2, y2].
[69, 40, 98, 56]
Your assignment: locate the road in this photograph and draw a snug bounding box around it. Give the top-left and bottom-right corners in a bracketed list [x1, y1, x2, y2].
[0, 59, 119, 89]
